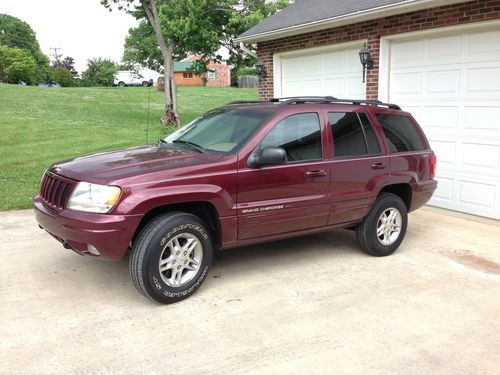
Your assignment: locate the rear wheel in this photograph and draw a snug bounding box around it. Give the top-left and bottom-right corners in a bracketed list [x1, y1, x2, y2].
[142, 81, 149, 87]
[130, 212, 213, 304]
[356, 193, 408, 256]
[118, 81, 125, 87]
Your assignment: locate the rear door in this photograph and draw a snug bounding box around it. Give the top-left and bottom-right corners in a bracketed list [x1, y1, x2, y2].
[237, 111, 331, 239]
[327, 111, 390, 225]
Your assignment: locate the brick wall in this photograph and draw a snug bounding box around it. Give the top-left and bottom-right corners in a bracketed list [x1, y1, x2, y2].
[206, 61, 233, 87]
[257, 0, 500, 99]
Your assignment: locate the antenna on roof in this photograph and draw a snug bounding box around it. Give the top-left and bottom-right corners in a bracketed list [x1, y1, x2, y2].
[145, 69, 152, 144]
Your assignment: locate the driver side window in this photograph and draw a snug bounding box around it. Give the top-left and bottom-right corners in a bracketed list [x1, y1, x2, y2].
[260, 113, 322, 162]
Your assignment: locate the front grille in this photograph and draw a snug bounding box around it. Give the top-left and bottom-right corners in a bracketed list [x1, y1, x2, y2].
[40, 172, 76, 210]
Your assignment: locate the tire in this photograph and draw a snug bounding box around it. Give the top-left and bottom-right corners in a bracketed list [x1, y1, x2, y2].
[355, 193, 408, 257]
[130, 212, 214, 304]
[118, 81, 125, 87]
[142, 81, 149, 87]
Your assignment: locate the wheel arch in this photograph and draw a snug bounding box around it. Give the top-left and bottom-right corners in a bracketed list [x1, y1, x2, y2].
[378, 183, 412, 211]
[132, 201, 221, 249]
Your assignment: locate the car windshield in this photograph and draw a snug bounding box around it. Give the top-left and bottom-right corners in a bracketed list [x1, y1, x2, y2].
[164, 108, 272, 153]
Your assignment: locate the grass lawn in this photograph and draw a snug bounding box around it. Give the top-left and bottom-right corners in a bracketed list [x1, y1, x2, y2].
[0, 84, 257, 211]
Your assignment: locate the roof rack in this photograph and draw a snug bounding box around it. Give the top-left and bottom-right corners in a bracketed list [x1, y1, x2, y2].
[225, 99, 270, 105]
[225, 96, 401, 110]
[333, 99, 401, 110]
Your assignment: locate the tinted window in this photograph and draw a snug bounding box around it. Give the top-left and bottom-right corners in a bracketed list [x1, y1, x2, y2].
[359, 113, 381, 154]
[376, 114, 425, 152]
[261, 113, 322, 162]
[165, 109, 271, 153]
[329, 112, 381, 157]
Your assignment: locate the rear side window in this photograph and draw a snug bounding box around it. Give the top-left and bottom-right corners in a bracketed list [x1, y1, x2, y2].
[260, 113, 322, 162]
[329, 112, 381, 157]
[376, 114, 425, 152]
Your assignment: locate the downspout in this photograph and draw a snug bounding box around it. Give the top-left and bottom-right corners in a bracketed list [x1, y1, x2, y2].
[239, 42, 258, 59]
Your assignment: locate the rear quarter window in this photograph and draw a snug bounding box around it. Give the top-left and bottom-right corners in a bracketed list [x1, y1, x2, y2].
[376, 114, 425, 152]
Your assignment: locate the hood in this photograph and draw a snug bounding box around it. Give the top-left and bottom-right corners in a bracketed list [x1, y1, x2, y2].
[49, 144, 223, 184]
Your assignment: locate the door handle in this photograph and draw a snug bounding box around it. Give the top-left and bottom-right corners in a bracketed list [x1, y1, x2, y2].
[306, 169, 327, 177]
[371, 163, 387, 169]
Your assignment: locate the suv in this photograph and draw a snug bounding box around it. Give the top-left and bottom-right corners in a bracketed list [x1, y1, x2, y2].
[34, 97, 437, 304]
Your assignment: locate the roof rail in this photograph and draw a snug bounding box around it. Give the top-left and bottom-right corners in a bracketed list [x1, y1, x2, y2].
[334, 99, 401, 110]
[225, 96, 401, 110]
[271, 96, 338, 104]
[225, 100, 270, 105]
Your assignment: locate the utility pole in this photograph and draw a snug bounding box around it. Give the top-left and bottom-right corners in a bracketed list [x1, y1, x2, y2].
[51, 47, 62, 65]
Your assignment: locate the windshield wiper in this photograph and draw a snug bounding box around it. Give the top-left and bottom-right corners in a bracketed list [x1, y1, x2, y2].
[172, 139, 205, 153]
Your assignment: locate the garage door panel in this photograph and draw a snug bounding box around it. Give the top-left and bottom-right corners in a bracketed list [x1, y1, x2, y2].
[390, 72, 421, 95]
[391, 40, 423, 67]
[428, 70, 460, 93]
[468, 29, 500, 56]
[464, 106, 500, 133]
[323, 50, 347, 69]
[347, 76, 365, 97]
[466, 67, 500, 93]
[387, 26, 500, 219]
[425, 106, 458, 128]
[280, 44, 365, 99]
[459, 180, 497, 208]
[461, 143, 500, 171]
[433, 176, 454, 202]
[429, 35, 462, 60]
[431, 140, 456, 167]
[324, 78, 346, 95]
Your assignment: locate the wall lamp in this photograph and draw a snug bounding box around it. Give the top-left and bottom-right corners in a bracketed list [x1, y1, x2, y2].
[359, 43, 374, 83]
[255, 63, 267, 80]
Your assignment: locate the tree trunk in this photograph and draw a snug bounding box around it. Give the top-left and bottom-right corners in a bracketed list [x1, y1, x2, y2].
[143, 0, 180, 127]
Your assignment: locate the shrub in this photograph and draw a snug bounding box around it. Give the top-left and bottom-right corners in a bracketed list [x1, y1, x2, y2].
[82, 58, 117, 86]
[52, 67, 76, 87]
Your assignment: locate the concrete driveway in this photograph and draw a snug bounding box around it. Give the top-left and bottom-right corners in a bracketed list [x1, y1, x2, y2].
[1, 207, 499, 374]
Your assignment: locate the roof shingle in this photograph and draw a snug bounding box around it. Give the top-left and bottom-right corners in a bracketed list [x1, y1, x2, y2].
[237, 0, 466, 42]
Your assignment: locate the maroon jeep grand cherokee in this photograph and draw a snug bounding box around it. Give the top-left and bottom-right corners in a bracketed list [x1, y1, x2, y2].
[34, 97, 437, 304]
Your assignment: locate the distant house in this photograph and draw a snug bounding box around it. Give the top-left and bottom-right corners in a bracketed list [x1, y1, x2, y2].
[173, 55, 233, 87]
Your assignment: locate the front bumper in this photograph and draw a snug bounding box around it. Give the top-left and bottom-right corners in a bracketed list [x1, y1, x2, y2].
[34, 196, 143, 260]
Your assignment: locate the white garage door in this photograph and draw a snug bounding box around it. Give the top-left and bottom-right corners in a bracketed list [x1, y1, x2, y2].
[386, 26, 500, 219]
[279, 44, 366, 99]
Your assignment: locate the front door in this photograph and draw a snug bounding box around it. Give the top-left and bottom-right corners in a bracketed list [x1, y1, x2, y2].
[237, 112, 331, 240]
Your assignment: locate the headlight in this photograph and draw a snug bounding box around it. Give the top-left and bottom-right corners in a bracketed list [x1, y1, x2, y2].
[68, 182, 121, 213]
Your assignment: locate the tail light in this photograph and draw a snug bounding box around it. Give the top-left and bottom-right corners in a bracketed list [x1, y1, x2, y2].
[429, 154, 437, 179]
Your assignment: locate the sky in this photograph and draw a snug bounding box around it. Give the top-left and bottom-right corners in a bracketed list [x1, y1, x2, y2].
[1, 0, 138, 73]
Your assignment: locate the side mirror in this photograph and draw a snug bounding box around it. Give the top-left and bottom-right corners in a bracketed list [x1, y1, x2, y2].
[248, 146, 287, 168]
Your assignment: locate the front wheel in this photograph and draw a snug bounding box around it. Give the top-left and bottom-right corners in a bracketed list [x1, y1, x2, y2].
[142, 81, 149, 87]
[356, 193, 408, 257]
[130, 212, 213, 304]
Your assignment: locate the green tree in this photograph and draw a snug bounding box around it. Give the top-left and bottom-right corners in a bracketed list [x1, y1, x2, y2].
[0, 46, 37, 84]
[107, 1, 289, 125]
[0, 14, 51, 83]
[52, 56, 78, 77]
[81, 58, 117, 86]
[224, 0, 289, 73]
[52, 66, 76, 87]
[102, 0, 239, 126]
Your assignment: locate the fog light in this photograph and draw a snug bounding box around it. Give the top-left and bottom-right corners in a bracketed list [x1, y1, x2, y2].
[87, 244, 100, 256]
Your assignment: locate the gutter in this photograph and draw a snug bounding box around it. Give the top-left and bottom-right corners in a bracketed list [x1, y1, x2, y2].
[234, 0, 468, 43]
